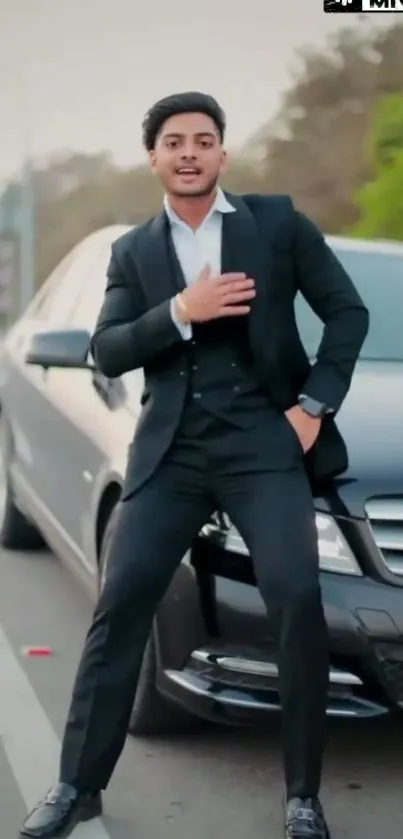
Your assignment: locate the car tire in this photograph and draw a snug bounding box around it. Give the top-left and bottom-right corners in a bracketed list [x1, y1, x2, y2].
[0, 419, 45, 551]
[99, 502, 198, 737]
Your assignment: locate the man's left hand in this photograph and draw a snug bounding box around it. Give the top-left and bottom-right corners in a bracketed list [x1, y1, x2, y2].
[285, 404, 321, 453]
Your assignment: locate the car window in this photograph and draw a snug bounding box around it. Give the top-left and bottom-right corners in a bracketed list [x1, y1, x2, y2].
[33, 240, 104, 326]
[295, 246, 403, 361]
[68, 246, 111, 333]
[26, 249, 78, 319]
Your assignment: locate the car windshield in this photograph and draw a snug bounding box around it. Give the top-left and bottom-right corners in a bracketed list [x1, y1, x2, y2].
[295, 246, 403, 361]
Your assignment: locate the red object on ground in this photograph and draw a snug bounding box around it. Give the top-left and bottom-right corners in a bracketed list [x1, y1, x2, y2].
[21, 646, 54, 657]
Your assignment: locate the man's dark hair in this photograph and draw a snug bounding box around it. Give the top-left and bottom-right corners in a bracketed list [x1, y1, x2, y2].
[142, 91, 226, 151]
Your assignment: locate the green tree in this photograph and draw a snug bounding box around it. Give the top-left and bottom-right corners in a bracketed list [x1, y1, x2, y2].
[367, 93, 403, 166]
[249, 21, 403, 232]
[350, 93, 403, 239]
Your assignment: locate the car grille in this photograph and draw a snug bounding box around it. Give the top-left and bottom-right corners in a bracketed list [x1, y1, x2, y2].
[365, 497, 403, 577]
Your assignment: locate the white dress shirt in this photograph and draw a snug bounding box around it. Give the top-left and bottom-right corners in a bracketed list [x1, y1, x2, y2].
[164, 187, 236, 340]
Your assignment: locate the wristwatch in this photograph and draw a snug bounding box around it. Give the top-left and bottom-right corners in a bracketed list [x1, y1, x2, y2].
[298, 394, 330, 419]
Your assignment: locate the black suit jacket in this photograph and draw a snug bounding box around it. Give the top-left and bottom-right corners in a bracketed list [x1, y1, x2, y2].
[91, 193, 369, 498]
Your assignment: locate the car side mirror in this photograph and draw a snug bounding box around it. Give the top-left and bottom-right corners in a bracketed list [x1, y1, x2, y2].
[25, 328, 94, 370]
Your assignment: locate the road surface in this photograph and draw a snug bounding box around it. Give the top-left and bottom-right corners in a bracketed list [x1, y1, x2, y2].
[0, 543, 403, 839]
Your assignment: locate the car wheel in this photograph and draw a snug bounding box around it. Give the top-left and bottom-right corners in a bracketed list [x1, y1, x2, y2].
[99, 502, 198, 736]
[0, 418, 45, 551]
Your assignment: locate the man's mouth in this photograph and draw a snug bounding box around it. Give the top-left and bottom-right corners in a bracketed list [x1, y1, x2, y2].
[175, 167, 201, 175]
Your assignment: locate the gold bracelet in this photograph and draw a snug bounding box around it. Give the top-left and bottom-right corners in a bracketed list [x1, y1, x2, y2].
[176, 292, 190, 319]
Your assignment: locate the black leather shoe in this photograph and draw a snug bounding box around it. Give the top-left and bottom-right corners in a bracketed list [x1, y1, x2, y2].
[285, 797, 330, 839]
[20, 782, 102, 837]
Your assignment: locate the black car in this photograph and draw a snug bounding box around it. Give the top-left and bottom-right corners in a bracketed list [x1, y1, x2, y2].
[0, 229, 402, 735]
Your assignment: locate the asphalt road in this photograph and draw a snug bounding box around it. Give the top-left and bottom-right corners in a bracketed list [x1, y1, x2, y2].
[1, 544, 403, 839]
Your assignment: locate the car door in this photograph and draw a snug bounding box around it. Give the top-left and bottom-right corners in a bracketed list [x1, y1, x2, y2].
[6, 237, 112, 568]
[37, 237, 136, 574]
[3, 245, 87, 506]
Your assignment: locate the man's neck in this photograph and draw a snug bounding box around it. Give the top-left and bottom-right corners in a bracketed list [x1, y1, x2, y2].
[166, 189, 217, 230]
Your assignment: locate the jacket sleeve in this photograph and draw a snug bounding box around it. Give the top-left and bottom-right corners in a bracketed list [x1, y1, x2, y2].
[293, 210, 369, 412]
[90, 244, 185, 377]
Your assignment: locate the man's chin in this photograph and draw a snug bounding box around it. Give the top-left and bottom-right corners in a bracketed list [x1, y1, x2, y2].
[170, 184, 214, 199]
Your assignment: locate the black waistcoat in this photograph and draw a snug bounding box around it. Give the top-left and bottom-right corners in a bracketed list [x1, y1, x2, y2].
[181, 314, 272, 428]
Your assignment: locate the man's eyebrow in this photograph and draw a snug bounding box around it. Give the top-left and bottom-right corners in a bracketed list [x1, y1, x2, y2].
[162, 131, 217, 139]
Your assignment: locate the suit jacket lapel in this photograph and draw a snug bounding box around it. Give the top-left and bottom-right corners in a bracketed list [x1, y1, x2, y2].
[135, 210, 186, 308]
[222, 193, 292, 404]
[221, 193, 271, 357]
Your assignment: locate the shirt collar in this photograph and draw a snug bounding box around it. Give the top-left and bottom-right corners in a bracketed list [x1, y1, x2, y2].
[163, 186, 236, 227]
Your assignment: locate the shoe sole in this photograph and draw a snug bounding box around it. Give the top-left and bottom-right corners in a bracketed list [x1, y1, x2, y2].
[19, 796, 102, 838]
[286, 828, 330, 839]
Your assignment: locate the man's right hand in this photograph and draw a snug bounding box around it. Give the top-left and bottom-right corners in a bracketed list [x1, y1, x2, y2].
[174, 264, 256, 323]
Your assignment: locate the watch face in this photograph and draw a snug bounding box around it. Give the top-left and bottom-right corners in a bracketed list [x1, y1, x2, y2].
[301, 397, 326, 418]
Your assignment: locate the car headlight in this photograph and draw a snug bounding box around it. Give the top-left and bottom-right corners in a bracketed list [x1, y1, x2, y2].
[315, 513, 362, 575]
[219, 512, 362, 576]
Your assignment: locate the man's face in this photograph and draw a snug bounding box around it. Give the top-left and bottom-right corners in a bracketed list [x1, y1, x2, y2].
[148, 111, 227, 198]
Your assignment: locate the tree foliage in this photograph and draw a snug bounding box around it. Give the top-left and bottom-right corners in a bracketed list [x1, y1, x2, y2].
[349, 93, 403, 240]
[252, 21, 403, 232]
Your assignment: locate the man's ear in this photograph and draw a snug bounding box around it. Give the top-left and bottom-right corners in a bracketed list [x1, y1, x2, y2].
[148, 150, 157, 172]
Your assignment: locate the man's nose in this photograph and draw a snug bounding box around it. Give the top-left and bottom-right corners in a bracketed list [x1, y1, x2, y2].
[180, 147, 197, 160]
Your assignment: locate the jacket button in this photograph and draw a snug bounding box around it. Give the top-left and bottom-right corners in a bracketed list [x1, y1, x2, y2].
[192, 364, 198, 371]
[193, 392, 202, 399]
[179, 371, 185, 376]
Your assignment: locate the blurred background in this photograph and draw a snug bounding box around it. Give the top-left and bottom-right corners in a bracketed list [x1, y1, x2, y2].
[0, 0, 402, 328]
[1, 8, 403, 838]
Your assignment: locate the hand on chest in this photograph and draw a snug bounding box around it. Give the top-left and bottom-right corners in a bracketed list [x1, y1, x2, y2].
[135, 204, 296, 314]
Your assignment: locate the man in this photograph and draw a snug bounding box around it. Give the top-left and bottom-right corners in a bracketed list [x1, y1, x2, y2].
[20, 91, 369, 839]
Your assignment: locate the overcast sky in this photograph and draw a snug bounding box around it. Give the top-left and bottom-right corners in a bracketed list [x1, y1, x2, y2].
[0, 0, 388, 182]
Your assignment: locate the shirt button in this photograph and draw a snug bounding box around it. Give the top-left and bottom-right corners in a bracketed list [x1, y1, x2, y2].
[231, 362, 237, 368]
[192, 364, 198, 370]
[193, 392, 202, 399]
[179, 371, 185, 376]
[233, 385, 240, 393]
